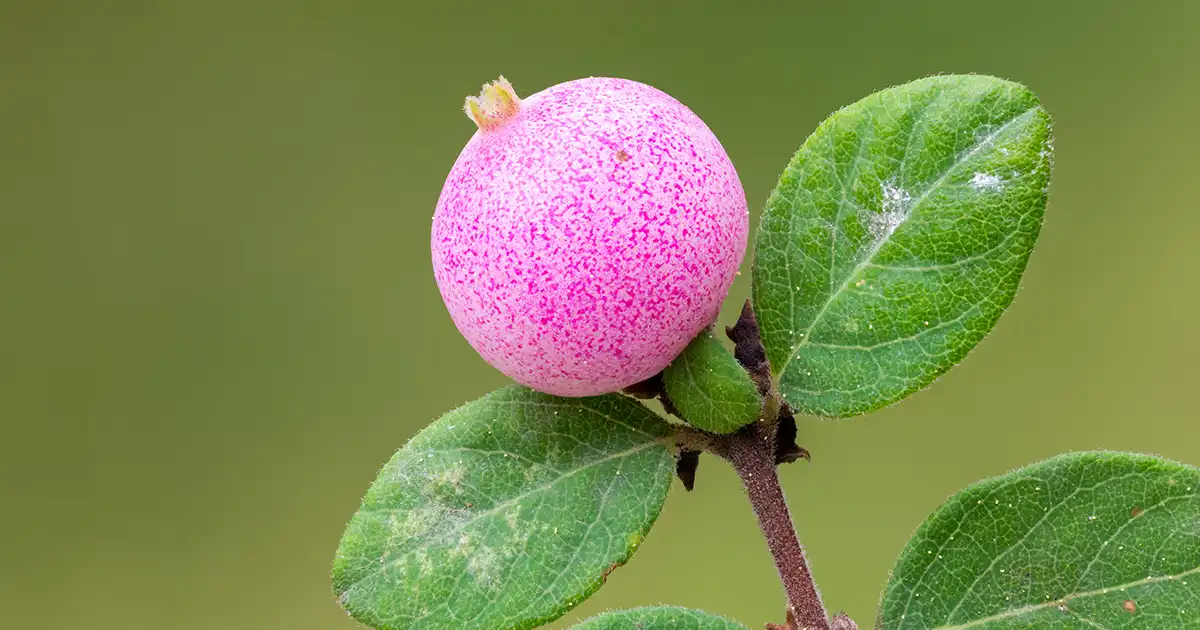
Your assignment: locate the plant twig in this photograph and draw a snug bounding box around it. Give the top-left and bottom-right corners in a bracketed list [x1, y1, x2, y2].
[718, 300, 833, 629]
[716, 421, 829, 630]
[650, 301, 840, 628]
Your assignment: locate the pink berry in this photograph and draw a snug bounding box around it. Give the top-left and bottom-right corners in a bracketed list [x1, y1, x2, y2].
[432, 76, 748, 396]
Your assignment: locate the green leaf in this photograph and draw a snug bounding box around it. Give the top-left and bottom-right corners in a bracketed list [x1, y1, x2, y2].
[572, 606, 748, 629]
[752, 75, 1053, 418]
[662, 330, 763, 433]
[878, 451, 1200, 629]
[332, 386, 676, 630]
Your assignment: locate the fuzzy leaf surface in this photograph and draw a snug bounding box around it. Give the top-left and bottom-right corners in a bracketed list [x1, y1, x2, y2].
[753, 74, 1053, 417]
[879, 451, 1200, 629]
[663, 330, 762, 433]
[332, 386, 676, 630]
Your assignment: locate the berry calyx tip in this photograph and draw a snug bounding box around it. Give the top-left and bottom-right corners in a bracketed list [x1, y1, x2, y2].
[464, 76, 520, 131]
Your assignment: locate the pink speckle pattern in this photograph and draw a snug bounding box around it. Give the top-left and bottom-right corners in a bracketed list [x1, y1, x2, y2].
[432, 77, 749, 396]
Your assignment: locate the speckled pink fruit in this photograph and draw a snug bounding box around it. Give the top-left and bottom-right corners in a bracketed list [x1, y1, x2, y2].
[432, 77, 748, 396]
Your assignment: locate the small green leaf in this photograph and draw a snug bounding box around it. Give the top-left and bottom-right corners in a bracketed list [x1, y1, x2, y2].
[662, 330, 763, 433]
[332, 386, 676, 630]
[878, 451, 1200, 629]
[753, 75, 1053, 417]
[572, 606, 748, 629]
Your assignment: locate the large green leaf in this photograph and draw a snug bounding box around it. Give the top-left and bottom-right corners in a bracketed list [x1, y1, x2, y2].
[332, 386, 676, 630]
[662, 330, 763, 434]
[878, 451, 1200, 629]
[572, 606, 748, 629]
[753, 75, 1053, 417]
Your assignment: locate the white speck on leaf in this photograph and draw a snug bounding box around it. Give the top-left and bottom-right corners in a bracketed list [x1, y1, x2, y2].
[868, 181, 911, 241]
[969, 172, 1003, 190]
[504, 506, 521, 531]
[432, 462, 465, 491]
[465, 542, 505, 587]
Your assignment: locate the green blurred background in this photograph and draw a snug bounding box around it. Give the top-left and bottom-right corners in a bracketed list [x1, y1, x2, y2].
[4, 1, 1200, 628]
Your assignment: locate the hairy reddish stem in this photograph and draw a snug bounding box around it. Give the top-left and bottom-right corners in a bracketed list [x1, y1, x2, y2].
[718, 422, 829, 630]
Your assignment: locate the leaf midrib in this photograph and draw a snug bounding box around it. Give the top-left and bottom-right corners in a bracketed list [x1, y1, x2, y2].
[774, 105, 1041, 381]
[341, 439, 667, 595]
[930, 564, 1200, 629]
